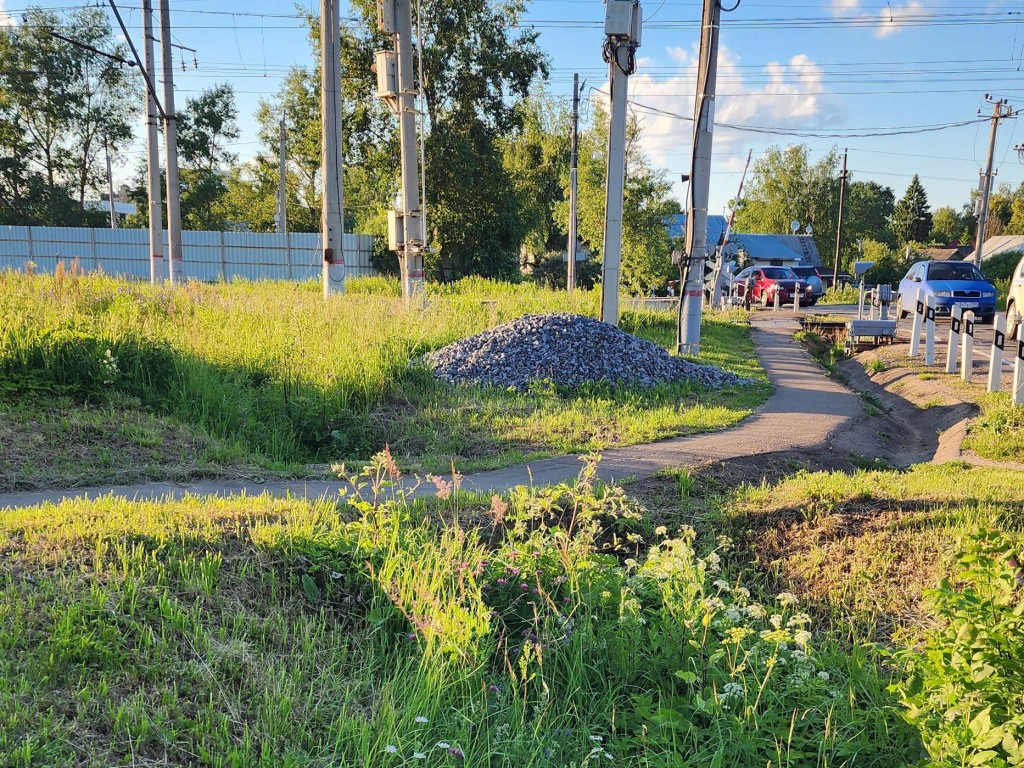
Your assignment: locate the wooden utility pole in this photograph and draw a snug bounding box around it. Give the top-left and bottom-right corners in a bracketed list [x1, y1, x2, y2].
[832, 148, 848, 289]
[141, 0, 164, 283]
[973, 97, 1013, 265]
[276, 112, 288, 234]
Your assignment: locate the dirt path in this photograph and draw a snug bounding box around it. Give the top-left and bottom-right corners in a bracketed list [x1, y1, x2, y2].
[0, 318, 939, 511]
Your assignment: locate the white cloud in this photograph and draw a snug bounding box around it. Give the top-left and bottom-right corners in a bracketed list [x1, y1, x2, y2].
[0, 0, 16, 27]
[593, 44, 843, 189]
[829, 0, 861, 12]
[875, 1, 924, 38]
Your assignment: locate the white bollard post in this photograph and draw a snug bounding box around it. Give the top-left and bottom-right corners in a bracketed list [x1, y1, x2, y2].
[988, 313, 1006, 393]
[924, 294, 936, 366]
[1015, 340, 1024, 406]
[794, 285, 800, 313]
[909, 287, 923, 357]
[774, 288, 780, 312]
[946, 305, 962, 375]
[961, 311, 975, 383]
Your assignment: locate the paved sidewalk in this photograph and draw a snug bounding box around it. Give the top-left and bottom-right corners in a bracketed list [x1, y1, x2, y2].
[0, 319, 861, 510]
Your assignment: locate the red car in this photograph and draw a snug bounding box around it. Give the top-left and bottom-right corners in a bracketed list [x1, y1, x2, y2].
[732, 266, 813, 307]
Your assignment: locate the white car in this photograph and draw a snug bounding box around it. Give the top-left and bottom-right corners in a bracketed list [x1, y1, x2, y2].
[1007, 252, 1024, 339]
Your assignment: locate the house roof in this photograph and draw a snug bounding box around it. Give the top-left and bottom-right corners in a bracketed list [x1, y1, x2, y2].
[727, 233, 823, 267]
[665, 213, 729, 246]
[84, 200, 138, 216]
[920, 247, 967, 261]
[981, 235, 1024, 261]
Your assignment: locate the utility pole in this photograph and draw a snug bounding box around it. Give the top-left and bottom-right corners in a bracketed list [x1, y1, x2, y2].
[974, 97, 1013, 265]
[376, 0, 425, 299]
[158, 0, 183, 284]
[276, 112, 288, 235]
[677, 0, 721, 354]
[600, 0, 642, 326]
[142, 0, 164, 283]
[832, 148, 848, 289]
[104, 138, 117, 228]
[321, 0, 346, 296]
[568, 72, 580, 292]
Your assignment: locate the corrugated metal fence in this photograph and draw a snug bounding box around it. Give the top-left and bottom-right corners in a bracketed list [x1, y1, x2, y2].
[0, 226, 378, 282]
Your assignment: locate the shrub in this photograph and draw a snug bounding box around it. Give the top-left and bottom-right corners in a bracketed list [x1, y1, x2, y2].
[893, 530, 1024, 767]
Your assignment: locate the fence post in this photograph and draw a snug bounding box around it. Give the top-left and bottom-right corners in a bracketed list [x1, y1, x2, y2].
[220, 231, 227, 282]
[945, 305, 962, 375]
[924, 294, 936, 366]
[286, 231, 293, 281]
[26, 225, 33, 265]
[90, 228, 98, 272]
[960, 311, 975, 383]
[988, 313, 1005, 393]
[909, 286, 923, 357]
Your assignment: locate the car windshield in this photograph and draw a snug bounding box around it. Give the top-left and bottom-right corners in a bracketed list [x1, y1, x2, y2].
[791, 268, 816, 277]
[927, 262, 984, 282]
[762, 268, 797, 280]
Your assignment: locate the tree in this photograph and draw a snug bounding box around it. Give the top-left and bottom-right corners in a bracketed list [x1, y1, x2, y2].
[890, 175, 932, 246]
[253, 0, 549, 279]
[732, 145, 842, 262]
[0, 7, 137, 223]
[930, 205, 973, 245]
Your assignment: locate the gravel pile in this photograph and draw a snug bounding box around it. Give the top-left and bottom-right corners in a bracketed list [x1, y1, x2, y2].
[425, 313, 753, 392]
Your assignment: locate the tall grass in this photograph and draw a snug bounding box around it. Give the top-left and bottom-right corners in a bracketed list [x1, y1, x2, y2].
[0, 272, 769, 476]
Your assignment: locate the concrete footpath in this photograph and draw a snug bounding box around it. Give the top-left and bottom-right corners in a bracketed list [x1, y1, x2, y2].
[0, 319, 862, 511]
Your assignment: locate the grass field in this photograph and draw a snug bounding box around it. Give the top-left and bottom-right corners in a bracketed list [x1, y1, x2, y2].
[4, 457, 1021, 766]
[0, 272, 770, 491]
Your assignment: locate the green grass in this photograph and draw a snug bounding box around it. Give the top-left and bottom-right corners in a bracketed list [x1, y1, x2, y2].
[820, 286, 860, 304]
[962, 394, 1024, 463]
[0, 272, 770, 489]
[0, 460, 922, 767]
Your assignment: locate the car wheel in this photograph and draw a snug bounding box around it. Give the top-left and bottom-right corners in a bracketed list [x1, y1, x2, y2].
[760, 289, 771, 307]
[896, 296, 908, 319]
[1008, 302, 1019, 340]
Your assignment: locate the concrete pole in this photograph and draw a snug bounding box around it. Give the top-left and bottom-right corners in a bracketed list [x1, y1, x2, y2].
[677, 0, 721, 354]
[568, 72, 579, 292]
[924, 293, 936, 366]
[961, 311, 975, 383]
[946, 304, 962, 375]
[104, 138, 117, 229]
[321, 0, 346, 296]
[988, 312, 1005, 393]
[600, 41, 632, 326]
[276, 112, 288, 235]
[396, 0, 424, 299]
[158, 0, 184, 284]
[142, 0, 164, 284]
[973, 99, 1006, 266]
[832, 149, 847, 289]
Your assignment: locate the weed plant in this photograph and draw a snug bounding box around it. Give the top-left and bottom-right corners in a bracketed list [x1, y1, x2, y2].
[0, 455, 919, 766]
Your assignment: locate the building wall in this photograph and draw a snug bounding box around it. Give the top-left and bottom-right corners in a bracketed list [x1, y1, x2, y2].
[0, 226, 378, 282]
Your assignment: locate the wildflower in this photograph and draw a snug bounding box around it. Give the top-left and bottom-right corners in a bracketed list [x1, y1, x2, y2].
[759, 628, 793, 644]
[776, 591, 799, 607]
[733, 587, 750, 601]
[817, 671, 830, 681]
[704, 552, 722, 573]
[380, 445, 401, 479]
[716, 534, 733, 549]
[794, 630, 813, 647]
[743, 603, 766, 620]
[427, 474, 453, 500]
[654, 525, 668, 536]
[603, 751, 613, 760]
[600, 590, 612, 599]
[712, 579, 731, 591]
[385, 745, 399, 755]
[787, 612, 812, 627]
[770, 614, 784, 629]
[724, 626, 754, 644]
[721, 681, 744, 699]
[624, 558, 638, 569]
[496, 578, 506, 585]
[436, 742, 451, 749]
[724, 607, 743, 623]
[701, 597, 724, 612]
[413, 752, 426, 759]
[589, 735, 603, 742]
[415, 716, 428, 723]
[448, 746, 464, 759]
[521, 583, 530, 591]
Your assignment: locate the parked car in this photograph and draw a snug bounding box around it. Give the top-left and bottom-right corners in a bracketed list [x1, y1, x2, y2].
[732, 266, 813, 308]
[789, 266, 823, 303]
[896, 260, 998, 323]
[1006, 252, 1024, 339]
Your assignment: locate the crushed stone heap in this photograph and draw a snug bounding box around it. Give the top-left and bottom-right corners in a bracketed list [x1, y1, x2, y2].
[424, 313, 754, 392]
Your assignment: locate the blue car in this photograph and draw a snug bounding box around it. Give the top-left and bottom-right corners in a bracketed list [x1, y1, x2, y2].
[896, 260, 998, 323]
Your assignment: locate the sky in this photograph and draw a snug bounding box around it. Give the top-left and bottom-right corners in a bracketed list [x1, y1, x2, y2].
[3, 0, 1024, 225]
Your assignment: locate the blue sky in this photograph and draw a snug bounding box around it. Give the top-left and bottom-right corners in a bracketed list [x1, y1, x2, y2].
[3, 0, 1024, 223]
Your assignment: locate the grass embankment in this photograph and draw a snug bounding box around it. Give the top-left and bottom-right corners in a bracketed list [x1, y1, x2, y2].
[1, 458, 923, 767]
[962, 394, 1024, 464]
[0, 273, 770, 491]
